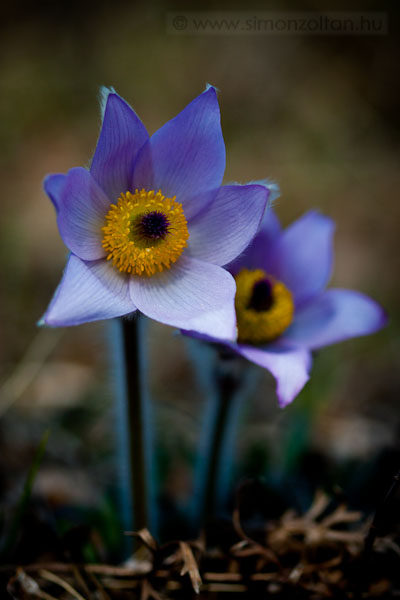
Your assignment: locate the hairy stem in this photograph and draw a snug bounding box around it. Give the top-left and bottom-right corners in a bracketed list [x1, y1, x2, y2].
[121, 314, 148, 530]
[202, 362, 240, 519]
[114, 314, 152, 540]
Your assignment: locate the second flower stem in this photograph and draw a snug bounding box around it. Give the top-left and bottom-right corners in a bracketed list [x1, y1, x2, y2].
[203, 354, 241, 521]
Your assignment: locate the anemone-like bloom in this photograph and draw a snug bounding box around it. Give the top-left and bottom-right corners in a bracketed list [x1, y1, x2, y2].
[40, 87, 269, 339]
[185, 210, 387, 406]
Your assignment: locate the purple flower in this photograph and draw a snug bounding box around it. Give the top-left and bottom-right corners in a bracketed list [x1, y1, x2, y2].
[40, 87, 269, 339]
[185, 210, 387, 407]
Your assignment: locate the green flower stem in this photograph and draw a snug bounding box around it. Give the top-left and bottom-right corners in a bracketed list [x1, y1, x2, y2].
[202, 360, 240, 519]
[191, 344, 258, 527]
[119, 313, 149, 532]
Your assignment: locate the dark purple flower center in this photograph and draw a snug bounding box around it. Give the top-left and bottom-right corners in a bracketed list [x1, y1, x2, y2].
[247, 278, 274, 312]
[135, 211, 170, 241]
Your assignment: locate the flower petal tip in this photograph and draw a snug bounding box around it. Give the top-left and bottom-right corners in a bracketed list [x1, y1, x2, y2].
[307, 210, 336, 232]
[99, 85, 117, 116]
[277, 373, 310, 409]
[380, 307, 389, 328]
[43, 173, 67, 213]
[204, 83, 219, 94]
[249, 179, 281, 205]
[369, 301, 388, 333]
[37, 313, 62, 328]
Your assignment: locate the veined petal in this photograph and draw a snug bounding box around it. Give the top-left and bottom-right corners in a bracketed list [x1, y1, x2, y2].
[132, 86, 225, 220]
[228, 207, 282, 275]
[233, 343, 311, 407]
[267, 211, 335, 305]
[91, 90, 149, 201]
[129, 256, 236, 340]
[187, 184, 269, 266]
[40, 254, 135, 327]
[57, 167, 109, 260]
[44, 173, 67, 213]
[282, 289, 387, 350]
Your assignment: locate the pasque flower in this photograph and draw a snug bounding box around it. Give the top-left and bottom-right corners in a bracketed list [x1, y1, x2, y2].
[40, 87, 269, 339]
[185, 210, 387, 406]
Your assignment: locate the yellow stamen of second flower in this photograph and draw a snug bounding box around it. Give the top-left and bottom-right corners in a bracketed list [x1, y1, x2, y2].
[235, 268, 294, 344]
[102, 189, 189, 276]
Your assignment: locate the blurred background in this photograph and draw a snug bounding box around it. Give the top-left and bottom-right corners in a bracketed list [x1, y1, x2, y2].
[0, 0, 399, 561]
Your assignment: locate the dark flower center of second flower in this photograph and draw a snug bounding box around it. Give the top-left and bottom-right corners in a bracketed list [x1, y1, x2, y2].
[234, 268, 294, 344]
[247, 278, 274, 312]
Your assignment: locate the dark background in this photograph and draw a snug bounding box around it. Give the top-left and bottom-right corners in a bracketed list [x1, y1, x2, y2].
[0, 0, 399, 556]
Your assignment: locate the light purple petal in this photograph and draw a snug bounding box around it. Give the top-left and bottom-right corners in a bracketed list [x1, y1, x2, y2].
[233, 343, 311, 407]
[129, 256, 236, 340]
[57, 167, 109, 260]
[282, 289, 387, 350]
[267, 211, 335, 305]
[40, 254, 135, 327]
[187, 184, 269, 266]
[44, 173, 67, 213]
[228, 207, 282, 275]
[132, 86, 225, 221]
[90, 90, 149, 201]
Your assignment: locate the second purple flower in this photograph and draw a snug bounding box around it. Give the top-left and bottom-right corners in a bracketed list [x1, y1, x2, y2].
[184, 210, 387, 407]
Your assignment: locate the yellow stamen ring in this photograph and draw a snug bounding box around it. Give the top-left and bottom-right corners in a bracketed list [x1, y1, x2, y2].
[235, 268, 294, 344]
[102, 189, 189, 276]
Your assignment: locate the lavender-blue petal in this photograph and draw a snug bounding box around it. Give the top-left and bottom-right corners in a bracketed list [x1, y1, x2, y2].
[132, 86, 225, 221]
[187, 184, 269, 266]
[228, 207, 282, 275]
[232, 342, 311, 407]
[129, 256, 237, 340]
[40, 254, 135, 326]
[57, 167, 109, 260]
[282, 288, 387, 350]
[44, 173, 67, 213]
[91, 90, 149, 201]
[267, 211, 335, 305]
